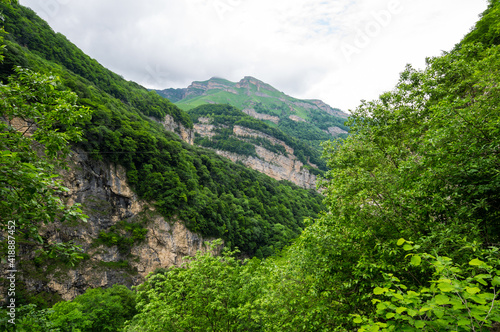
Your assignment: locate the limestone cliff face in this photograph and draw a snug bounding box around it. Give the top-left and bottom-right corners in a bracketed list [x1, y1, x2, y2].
[11, 150, 214, 301]
[289, 115, 306, 122]
[236, 76, 279, 95]
[327, 126, 348, 135]
[195, 124, 317, 189]
[232, 126, 294, 155]
[193, 117, 218, 138]
[186, 79, 239, 97]
[242, 108, 280, 124]
[307, 99, 349, 118]
[158, 114, 195, 144]
[216, 147, 317, 190]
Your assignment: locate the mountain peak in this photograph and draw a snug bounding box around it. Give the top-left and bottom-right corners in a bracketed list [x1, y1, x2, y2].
[236, 76, 279, 94]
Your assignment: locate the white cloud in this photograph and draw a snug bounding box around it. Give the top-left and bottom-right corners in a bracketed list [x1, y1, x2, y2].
[19, 0, 488, 112]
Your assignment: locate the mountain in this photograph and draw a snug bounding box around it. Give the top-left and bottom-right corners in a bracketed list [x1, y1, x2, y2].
[0, 2, 324, 305]
[153, 77, 350, 188]
[155, 76, 349, 149]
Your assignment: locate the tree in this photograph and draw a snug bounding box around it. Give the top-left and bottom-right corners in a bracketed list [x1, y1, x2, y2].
[354, 239, 500, 331]
[255, 35, 500, 331]
[49, 284, 137, 332]
[0, 66, 92, 263]
[124, 240, 259, 332]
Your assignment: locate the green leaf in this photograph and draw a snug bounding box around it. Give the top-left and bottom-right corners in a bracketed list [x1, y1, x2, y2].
[395, 307, 407, 314]
[403, 244, 413, 251]
[386, 312, 395, 319]
[377, 302, 388, 310]
[414, 320, 426, 329]
[457, 320, 470, 326]
[407, 309, 418, 317]
[435, 294, 450, 305]
[433, 308, 444, 319]
[469, 259, 485, 266]
[411, 255, 421, 266]
[373, 287, 386, 295]
[353, 316, 363, 324]
[397, 238, 406, 246]
[492, 276, 500, 286]
[438, 283, 454, 292]
[466, 287, 481, 295]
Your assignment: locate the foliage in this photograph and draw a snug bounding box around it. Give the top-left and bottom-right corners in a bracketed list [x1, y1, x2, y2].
[0, 303, 57, 331]
[0, 66, 91, 263]
[48, 284, 137, 332]
[94, 220, 148, 254]
[1, 2, 499, 331]
[460, 0, 500, 47]
[124, 240, 260, 331]
[234, 11, 500, 330]
[354, 239, 500, 331]
[189, 103, 327, 170]
[0, 285, 136, 331]
[169, 76, 349, 153]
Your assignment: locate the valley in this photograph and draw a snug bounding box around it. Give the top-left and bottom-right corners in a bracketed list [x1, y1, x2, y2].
[1, 1, 499, 331]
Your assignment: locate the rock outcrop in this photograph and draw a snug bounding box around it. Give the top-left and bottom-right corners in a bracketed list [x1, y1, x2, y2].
[158, 114, 195, 144]
[4, 150, 214, 301]
[327, 126, 348, 135]
[242, 108, 280, 124]
[195, 124, 317, 189]
[216, 146, 317, 190]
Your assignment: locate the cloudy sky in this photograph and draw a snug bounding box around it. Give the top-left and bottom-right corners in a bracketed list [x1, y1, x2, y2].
[19, 0, 488, 112]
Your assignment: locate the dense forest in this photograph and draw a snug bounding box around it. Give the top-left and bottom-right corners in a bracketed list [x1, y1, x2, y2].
[1, 0, 500, 331]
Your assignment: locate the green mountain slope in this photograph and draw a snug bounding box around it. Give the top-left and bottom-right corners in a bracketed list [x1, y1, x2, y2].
[155, 76, 349, 149]
[0, 2, 324, 260]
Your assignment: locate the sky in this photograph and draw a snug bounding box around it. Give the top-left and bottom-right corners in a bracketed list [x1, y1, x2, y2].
[19, 0, 489, 112]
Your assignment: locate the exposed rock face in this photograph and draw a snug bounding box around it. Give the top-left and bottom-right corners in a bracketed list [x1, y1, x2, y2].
[233, 126, 294, 155]
[242, 108, 280, 124]
[4, 150, 214, 302]
[187, 79, 239, 97]
[191, 123, 317, 189]
[307, 99, 349, 118]
[216, 146, 317, 190]
[289, 115, 306, 122]
[236, 76, 279, 94]
[159, 114, 195, 144]
[327, 126, 348, 135]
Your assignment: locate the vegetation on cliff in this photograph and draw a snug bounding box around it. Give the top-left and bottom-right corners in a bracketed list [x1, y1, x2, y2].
[189, 103, 328, 172]
[0, 2, 324, 262]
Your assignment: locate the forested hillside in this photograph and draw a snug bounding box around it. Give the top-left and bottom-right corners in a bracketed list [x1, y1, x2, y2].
[0, 2, 325, 256]
[0, 0, 325, 313]
[2, 0, 500, 331]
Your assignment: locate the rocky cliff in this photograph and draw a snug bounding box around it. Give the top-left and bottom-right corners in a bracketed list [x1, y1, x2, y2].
[194, 123, 317, 189]
[5, 149, 215, 302]
[154, 76, 349, 156]
[158, 114, 195, 144]
[215, 147, 317, 190]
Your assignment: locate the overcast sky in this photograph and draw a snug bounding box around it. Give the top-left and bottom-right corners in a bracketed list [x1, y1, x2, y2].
[19, 0, 488, 112]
